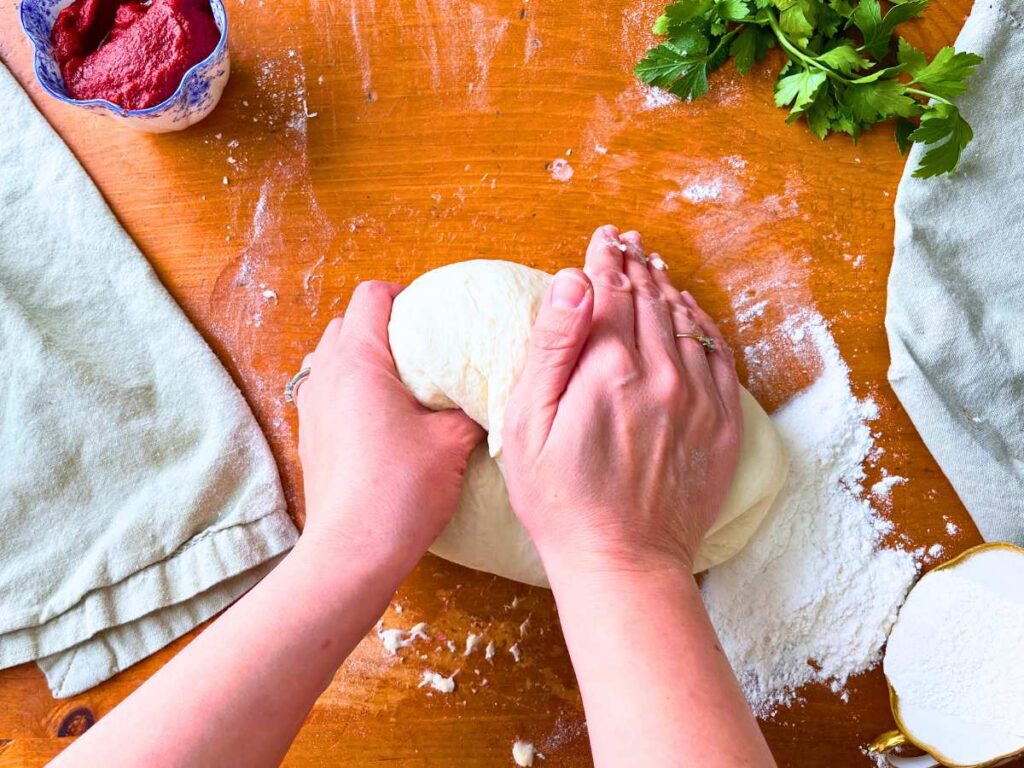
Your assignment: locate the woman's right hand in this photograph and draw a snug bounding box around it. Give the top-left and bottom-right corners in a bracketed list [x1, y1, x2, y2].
[501, 225, 743, 576]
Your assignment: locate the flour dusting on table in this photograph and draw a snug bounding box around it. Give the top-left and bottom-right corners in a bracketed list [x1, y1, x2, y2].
[702, 310, 919, 716]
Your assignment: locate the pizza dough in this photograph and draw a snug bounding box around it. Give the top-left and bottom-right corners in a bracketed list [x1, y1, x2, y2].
[388, 260, 789, 587]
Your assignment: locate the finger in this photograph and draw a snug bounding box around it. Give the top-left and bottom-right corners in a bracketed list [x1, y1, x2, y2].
[339, 280, 405, 363]
[681, 290, 741, 418]
[313, 316, 344, 357]
[583, 224, 635, 349]
[620, 232, 677, 364]
[506, 268, 594, 450]
[648, 258, 715, 389]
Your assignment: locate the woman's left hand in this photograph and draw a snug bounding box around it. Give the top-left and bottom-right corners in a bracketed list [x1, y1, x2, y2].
[295, 281, 484, 575]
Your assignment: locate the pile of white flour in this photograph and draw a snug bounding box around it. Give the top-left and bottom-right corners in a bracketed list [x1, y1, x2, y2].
[702, 311, 919, 716]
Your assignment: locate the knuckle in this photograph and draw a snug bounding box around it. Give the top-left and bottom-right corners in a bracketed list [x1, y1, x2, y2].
[634, 280, 662, 302]
[354, 280, 390, 302]
[669, 305, 695, 330]
[691, 395, 717, 426]
[650, 369, 681, 403]
[592, 269, 632, 293]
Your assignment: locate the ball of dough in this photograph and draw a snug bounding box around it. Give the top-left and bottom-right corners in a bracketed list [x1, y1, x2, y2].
[388, 260, 789, 587]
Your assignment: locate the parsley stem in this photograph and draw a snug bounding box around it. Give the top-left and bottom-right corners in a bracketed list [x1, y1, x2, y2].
[764, 12, 851, 85]
[905, 87, 952, 106]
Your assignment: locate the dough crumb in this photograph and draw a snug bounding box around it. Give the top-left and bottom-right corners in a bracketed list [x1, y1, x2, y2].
[549, 158, 573, 182]
[419, 670, 457, 693]
[512, 740, 536, 766]
[378, 622, 429, 655]
[509, 642, 522, 663]
[464, 632, 483, 656]
[485, 640, 496, 661]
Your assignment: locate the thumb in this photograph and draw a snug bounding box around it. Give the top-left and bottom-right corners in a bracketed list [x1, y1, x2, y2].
[433, 408, 486, 458]
[509, 269, 594, 438]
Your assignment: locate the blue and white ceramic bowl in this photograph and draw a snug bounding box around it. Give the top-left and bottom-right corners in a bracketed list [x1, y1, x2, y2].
[19, 0, 230, 132]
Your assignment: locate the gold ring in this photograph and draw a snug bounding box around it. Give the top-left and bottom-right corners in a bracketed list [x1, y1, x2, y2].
[675, 332, 717, 351]
[284, 368, 311, 404]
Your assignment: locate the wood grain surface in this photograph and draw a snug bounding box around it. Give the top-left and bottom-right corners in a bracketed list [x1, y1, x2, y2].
[1, 0, 1015, 765]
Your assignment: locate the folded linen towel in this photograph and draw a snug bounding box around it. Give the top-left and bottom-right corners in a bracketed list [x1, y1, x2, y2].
[0, 62, 298, 698]
[887, 0, 1024, 546]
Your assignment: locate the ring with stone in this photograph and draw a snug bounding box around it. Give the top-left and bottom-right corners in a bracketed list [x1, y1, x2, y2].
[674, 332, 717, 351]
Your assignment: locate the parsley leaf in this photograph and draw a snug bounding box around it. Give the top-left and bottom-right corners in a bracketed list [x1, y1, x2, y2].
[818, 45, 871, 75]
[908, 46, 984, 100]
[845, 80, 920, 122]
[775, 68, 828, 114]
[730, 25, 773, 74]
[894, 116, 916, 155]
[634, 34, 709, 88]
[635, 0, 983, 176]
[910, 104, 974, 177]
[851, 0, 927, 60]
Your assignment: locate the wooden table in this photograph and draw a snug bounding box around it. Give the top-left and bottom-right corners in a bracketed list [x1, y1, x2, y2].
[1, 0, 1012, 765]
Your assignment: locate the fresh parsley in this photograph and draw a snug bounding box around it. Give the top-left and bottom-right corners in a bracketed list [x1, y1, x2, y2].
[635, 0, 983, 177]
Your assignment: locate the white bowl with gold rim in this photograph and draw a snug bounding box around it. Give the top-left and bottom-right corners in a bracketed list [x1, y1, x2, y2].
[869, 542, 1024, 768]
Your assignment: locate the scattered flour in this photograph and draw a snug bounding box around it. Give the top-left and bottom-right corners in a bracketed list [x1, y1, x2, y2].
[701, 310, 919, 717]
[641, 84, 676, 110]
[509, 642, 522, 662]
[680, 178, 722, 203]
[722, 154, 747, 170]
[871, 473, 907, 500]
[861, 746, 890, 767]
[346, 0, 374, 96]
[945, 518, 960, 536]
[468, 5, 509, 107]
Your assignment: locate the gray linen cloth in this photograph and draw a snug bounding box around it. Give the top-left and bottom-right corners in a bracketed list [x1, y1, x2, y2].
[0, 63, 298, 697]
[887, 0, 1024, 545]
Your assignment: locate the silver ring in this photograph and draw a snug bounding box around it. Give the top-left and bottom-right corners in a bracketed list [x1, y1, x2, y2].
[284, 368, 311, 404]
[675, 332, 717, 351]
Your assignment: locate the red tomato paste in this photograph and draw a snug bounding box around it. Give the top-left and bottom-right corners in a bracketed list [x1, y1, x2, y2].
[51, 0, 221, 110]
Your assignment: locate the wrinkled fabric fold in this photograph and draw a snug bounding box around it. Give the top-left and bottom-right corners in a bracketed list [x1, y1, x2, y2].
[0, 62, 297, 697]
[887, 0, 1024, 546]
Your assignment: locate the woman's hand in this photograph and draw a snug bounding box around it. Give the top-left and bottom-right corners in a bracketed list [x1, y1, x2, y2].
[296, 281, 483, 575]
[501, 227, 773, 768]
[502, 225, 742, 576]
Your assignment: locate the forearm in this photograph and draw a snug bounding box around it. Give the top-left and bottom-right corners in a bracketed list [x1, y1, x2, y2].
[546, 558, 775, 768]
[52, 536, 401, 768]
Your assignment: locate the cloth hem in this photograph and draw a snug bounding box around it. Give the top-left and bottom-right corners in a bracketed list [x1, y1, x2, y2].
[0, 510, 297, 670]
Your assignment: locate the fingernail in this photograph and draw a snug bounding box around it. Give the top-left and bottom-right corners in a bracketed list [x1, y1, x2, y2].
[551, 270, 589, 309]
[649, 254, 668, 271]
[681, 290, 696, 307]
